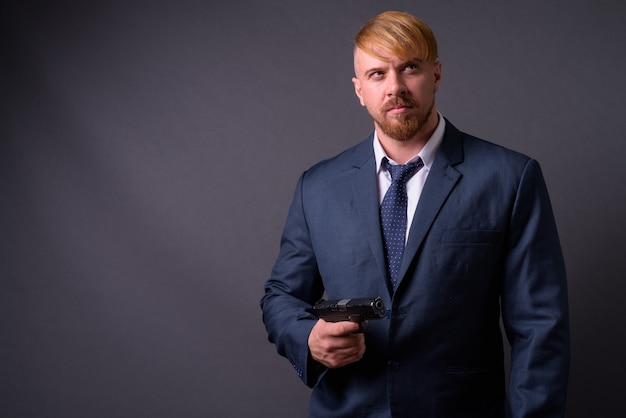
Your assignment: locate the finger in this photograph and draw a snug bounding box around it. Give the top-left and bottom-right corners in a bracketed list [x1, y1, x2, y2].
[311, 328, 362, 352]
[322, 342, 366, 368]
[327, 320, 362, 336]
[308, 322, 366, 367]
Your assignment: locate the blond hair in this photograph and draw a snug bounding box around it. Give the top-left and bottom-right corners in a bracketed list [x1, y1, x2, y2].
[354, 11, 438, 63]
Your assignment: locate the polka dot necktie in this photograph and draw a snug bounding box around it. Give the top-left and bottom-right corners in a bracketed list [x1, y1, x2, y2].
[380, 157, 424, 290]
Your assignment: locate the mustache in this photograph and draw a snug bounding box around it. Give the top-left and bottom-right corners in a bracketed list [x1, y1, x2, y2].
[383, 98, 417, 111]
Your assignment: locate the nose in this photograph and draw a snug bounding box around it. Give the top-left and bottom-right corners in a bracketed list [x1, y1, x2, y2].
[387, 71, 407, 96]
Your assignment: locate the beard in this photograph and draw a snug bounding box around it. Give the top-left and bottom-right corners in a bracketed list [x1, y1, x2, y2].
[370, 98, 434, 142]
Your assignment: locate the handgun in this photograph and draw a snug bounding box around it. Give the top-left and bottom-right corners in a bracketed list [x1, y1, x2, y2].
[312, 297, 387, 331]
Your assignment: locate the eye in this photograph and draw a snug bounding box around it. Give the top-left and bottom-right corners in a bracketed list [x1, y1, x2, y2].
[403, 63, 420, 72]
[368, 70, 385, 80]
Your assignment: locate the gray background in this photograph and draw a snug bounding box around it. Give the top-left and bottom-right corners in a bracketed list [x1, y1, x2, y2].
[2, 0, 625, 417]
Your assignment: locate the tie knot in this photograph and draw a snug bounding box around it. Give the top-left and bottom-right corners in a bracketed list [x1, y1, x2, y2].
[384, 158, 424, 185]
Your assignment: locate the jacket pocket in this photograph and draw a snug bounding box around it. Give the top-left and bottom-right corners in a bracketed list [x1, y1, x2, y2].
[434, 229, 502, 279]
[440, 229, 500, 245]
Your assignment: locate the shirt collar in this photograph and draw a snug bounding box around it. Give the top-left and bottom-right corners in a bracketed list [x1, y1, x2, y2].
[374, 111, 446, 172]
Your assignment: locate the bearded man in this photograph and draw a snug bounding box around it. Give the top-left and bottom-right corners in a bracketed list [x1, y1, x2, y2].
[261, 11, 570, 418]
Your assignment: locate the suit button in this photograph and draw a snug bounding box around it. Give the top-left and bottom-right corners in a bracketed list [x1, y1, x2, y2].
[388, 361, 400, 370]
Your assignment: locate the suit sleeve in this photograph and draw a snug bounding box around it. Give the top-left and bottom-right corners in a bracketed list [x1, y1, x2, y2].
[260, 172, 327, 387]
[501, 159, 570, 417]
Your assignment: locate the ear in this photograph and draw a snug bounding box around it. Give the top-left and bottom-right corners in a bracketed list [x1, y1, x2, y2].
[433, 61, 442, 92]
[352, 77, 365, 106]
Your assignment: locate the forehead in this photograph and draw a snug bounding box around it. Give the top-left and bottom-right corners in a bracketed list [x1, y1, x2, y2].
[353, 47, 419, 72]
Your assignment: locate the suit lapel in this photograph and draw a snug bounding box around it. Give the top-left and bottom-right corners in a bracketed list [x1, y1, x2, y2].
[396, 120, 464, 287]
[349, 137, 390, 285]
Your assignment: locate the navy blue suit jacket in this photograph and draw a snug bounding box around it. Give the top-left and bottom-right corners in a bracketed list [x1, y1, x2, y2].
[261, 120, 569, 417]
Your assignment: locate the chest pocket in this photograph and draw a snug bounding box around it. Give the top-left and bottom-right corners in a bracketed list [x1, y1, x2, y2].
[436, 229, 501, 278]
[440, 229, 500, 245]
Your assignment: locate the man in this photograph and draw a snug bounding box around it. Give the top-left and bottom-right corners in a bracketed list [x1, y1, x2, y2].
[261, 11, 569, 418]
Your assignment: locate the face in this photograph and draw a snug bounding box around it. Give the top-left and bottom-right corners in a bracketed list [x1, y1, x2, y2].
[352, 47, 441, 142]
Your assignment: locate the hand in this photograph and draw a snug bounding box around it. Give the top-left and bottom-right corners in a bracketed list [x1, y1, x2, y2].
[308, 319, 365, 369]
